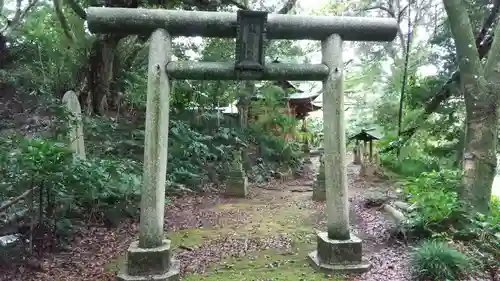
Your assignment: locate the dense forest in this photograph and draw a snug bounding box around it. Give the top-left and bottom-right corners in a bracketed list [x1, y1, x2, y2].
[0, 0, 499, 280]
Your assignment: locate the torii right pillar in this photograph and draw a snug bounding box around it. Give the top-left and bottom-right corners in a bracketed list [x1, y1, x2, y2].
[308, 34, 370, 273]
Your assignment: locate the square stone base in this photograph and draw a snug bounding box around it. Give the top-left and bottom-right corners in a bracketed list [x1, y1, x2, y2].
[225, 176, 248, 198]
[308, 232, 370, 274]
[117, 260, 180, 281]
[312, 180, 325, 201]
[308, 252, 370, 274]
[117, 240, 180, 281]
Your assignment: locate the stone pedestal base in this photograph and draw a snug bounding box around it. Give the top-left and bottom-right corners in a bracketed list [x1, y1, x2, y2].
[225, 171, 248, 198]
[304, 155, 312, 164]
[117, 240, 180, 281]
[312, 180, 326, 201]
[308, 232, 370, 274]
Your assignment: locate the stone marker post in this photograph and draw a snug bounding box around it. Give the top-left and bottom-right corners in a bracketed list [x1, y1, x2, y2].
[62, 90, 86, 160]
[225, 150, 249, 197]
[303, 136, 312, 164]
[312, 155, 326, 201]
[353, 142, 361, 165]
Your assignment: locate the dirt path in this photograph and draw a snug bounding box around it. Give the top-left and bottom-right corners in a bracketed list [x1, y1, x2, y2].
[2, 155, 411, 281]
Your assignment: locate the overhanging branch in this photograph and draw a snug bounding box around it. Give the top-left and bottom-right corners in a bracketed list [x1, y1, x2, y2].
[0, 0, 39, 36]
[382, 3, 499, 153]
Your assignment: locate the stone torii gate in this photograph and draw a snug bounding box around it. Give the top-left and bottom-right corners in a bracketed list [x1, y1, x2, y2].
[87, 7, 397, 281]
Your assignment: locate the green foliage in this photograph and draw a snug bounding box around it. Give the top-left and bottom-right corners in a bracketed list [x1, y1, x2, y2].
[83, 114, 244, 190]
[4, 4, 89, 95]
[410, 240, 473, 281]
[255, 135, 302, 167]
[397, 168, 499, 275]
[401, 169, 462, 235]
[381, 152, 440, 178]
[304, 117, 323, 149]
[0, 135, 141, 238]
[247, 85, 303, 170]
[452, 196, 500, 274]
[167, 120, 242, 188]
[250, 85, 298, 135]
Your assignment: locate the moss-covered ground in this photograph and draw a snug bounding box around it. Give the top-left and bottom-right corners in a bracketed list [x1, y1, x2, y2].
[106, 191, 343, 280]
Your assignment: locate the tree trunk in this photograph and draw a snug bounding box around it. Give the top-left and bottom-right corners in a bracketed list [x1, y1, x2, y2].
[461, 75, 496, 214]
[443, 0, 500, 214]
[80, 35, 121, 115]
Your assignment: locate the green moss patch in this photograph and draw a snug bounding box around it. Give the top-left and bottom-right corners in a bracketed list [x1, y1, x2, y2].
[183, 248, 344, 281]
[105, 198, 324, 277]
[168, 201, 318, 249]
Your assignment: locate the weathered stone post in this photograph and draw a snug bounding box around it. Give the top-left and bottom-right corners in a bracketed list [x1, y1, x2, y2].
[117, 29, 180, 281]
[308, 34, 370, 272]
[62, 90, 86, 160]
[303, 137, 312, 165]
[353, 142, 361, 165]
[312, 155, 326, 201]
[225, 149, 249, 198]
[302, 120, 312, 164]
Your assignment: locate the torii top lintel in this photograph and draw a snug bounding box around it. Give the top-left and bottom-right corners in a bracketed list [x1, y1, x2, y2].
[86, 7, 398, 42]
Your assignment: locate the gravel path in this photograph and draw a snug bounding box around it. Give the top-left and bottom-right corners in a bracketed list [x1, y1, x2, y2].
[345, 162, 412, 281]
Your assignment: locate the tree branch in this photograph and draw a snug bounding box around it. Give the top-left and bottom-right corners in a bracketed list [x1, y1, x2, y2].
[443, 0, 482, 73]
[54, 0, 75, 42]
[476, 0, 500, 48]
[382, 0, 500, 153]
[0, 186, 40, 213]
[0, 0, 39, 36]
[66, 0, 87, 20]
[364, 3, 407, 58]
[365, 5, 396, 18]
[484, 28, 500, 77]
[222, 0, 248, 10]
[276, 0, 297, 14]
[397, 4, 408, 23]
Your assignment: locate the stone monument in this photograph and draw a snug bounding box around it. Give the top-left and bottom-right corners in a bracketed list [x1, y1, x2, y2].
[225, 150, 249, 197]
[312, 155, 326, 201]
[62, 90, 86, 160]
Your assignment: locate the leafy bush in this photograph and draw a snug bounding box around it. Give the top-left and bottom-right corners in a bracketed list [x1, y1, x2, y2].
[0, 135, 141, 241]
[304, 117, 323, 149]
[399, 167, 499, 276]
[381, 152, 440, 177]
[410, 240, 473, 281]
[167, 120, 243, 188]
[255, 135, 302, 167]
[83, 114, 245, 190]
[488, 195, 500, 229]
[452, 196, 500, 277]
[401, 169, 463, 236]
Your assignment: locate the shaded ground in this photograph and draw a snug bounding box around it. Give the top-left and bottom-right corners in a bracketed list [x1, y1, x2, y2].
[1, 155, 411, 281]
